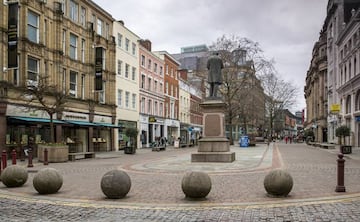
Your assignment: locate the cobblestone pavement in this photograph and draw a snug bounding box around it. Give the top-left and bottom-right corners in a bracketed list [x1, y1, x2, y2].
[1, 143, 360, 221]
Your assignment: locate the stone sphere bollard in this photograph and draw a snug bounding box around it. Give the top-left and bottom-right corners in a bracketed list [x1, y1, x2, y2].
[264, 169, 293, 197]
[181, 171, 212, 198]
[33, 168, 63, 194]
[1, 165, 28, 187]
[101, 170, 131, 199]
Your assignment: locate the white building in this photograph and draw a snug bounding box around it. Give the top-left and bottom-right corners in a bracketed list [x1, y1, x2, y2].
[113, 20, 140, 149]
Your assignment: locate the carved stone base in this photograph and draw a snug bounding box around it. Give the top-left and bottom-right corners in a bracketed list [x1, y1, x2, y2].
[191, 152, 235, 162]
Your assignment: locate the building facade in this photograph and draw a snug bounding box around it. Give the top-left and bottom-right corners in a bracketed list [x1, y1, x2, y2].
[304, 29, 328, 143]
[154, 51, 180, 144]
[113, 20, 140, 149]
[1, 0, 118, 155]
[138, 40, 165, 147]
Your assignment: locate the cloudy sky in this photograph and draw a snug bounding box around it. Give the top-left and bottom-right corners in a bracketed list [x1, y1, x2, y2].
[96, 0, 328, 112]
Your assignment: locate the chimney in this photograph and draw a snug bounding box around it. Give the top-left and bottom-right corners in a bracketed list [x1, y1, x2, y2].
[139, 39, 152, 51]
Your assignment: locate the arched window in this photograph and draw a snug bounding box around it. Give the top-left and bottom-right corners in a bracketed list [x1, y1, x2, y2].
[346, 95, 351, 114]
[356, 90, 360, 111]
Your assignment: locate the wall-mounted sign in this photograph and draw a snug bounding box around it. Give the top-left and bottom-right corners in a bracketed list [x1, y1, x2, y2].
[149, 116, 156, 122]
[8, 3, 18, 68]
[330, 104, 340, 113]
[95, 47, 103, 91]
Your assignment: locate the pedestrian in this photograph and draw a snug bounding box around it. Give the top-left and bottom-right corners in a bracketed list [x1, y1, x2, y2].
[285, 136, 288, 144]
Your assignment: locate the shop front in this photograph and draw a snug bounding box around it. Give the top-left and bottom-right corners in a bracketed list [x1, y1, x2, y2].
[118, 119, 137, 150]
[165, 119, 180, 145]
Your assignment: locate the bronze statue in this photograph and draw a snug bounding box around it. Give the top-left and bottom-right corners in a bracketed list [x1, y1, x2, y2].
[206, 52, 224, 97]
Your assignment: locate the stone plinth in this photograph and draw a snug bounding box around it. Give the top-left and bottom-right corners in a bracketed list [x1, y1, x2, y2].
[191, 99, 235, 162]
[38, 144, 69, 163]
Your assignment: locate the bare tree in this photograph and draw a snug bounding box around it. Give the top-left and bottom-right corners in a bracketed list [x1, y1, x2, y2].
[260, 72, 298, 138]
[22, 75, 68, 143]
[208, 35, 269, 144]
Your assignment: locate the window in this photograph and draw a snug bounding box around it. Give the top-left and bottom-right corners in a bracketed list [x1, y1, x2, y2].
[141, 55, 145, 67]
[117, 33, 122, 47]
[69, 71, 77, 98]
[81, 39, 85, 62]
[117, 89, 122, 107]
[80, 6, 86, 26]
[44, 19, 47, 46]
[148, 99, 152, 114]
[154, 101, 158, 115]
[148, 77, 151, 91]
[125, 64, 129, 78]
[69, 0, 78, 22]
[27, 57, 39, 86]
[141, 74, 145, 88]
[132, 93, 136, 109]
[62, 30, 66, 54]
[346, 95, 351, 114]
[171, 67, 173, 77]
[174, 86, 177, 98]
[170, 84, 173, 96]
[117, 60, 122, 75]
[159, 103, 163, 116]
[166, 64, 169, 74]
[165, 82, 168, 94]
[62, 68, 66, 94]
[148, 59, 152, 70]
[132, 67, 136, 80]
[28, 10, 39, 43]
[99, 81, 105, 104]
[154, 63, 158, 73]
[69, 33, 77, 60]
[160, 82, 163, 92]
[132, 43, 136, 55]
[141, 97, 145, 113]
[154, 80, 158, 92]
[356, 90, 360, 111]
[81, 74, 85, 99]
[102, 48, 106, 70]
[105, 23, 109, 39]
[125, 91, 130, 108]
[160, 66, 163, 75]
[97, 18, 103, 36]
[125, 38, 129, 51]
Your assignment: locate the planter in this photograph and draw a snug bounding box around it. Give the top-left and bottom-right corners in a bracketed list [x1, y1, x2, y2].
[340, 145, 352, 154]
[37, 144, 69, 163]
[124, 146, 136, 154]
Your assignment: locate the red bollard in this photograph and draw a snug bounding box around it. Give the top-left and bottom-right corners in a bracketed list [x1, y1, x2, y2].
[11, 149, 16, 165]
[335, 153, 346, 192]
[2, 150, 7, 170]
[27, 149, 33, 168]
[44, 148, 48, 165]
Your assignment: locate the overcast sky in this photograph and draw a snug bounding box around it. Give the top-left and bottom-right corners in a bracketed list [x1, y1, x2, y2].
[95, 0, 328, 112]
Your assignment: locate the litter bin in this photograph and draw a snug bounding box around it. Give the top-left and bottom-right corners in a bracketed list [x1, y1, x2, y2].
[239, 136, 249, 147]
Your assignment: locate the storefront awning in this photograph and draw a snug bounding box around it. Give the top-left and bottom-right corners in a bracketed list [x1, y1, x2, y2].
[9, 116, 66, 124]
[64, 120, 98, 126]
[95, 122, 122, 128]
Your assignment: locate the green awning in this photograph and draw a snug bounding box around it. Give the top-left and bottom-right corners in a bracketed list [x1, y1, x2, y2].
[94, 122, 122, 128]
[64, 120, 98, 126]
[9, 116, 66, 124]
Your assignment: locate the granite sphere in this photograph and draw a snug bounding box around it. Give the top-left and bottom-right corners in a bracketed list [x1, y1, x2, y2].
[101, 170, 131, 199]
[182, 171, 212, 198]
[33, 168, 63, 194]
[1, 165, 28, 187]
[264, 169, 293, 197]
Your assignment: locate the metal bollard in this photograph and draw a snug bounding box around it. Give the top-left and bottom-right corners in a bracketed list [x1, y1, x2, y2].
[335, 153, 346, 192]
[11, 149, 16, 165]
[44, 148, 48, 165]
[27, 148, 33, 168]
[2, 150, 7, 170]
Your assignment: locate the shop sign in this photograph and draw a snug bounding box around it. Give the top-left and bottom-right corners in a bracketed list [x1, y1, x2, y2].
[63, 111, 89, 121]
[93, 115, 111, 124]
[330, 104, 340, 113]
[149, 116, 156, 122]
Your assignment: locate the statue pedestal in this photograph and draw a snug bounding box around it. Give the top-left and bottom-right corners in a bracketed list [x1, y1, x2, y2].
[191, 100, 235, 162]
